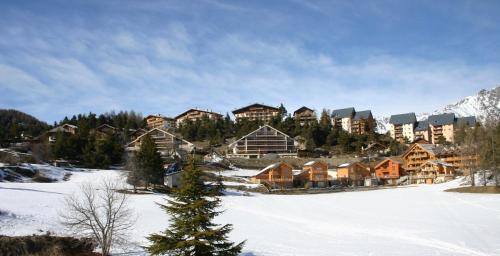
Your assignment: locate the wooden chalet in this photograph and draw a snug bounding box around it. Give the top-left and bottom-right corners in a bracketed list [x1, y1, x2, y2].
[227, 125, 297, 158]
[128, 128, 147, 142]
[294, 160, 329, 188]
[94, 124, 117, 140]
[232, 103, 279, 123]
[374, 158, 404, 185]
[175, 109, 223, 127]
[414, 160, 455, 184]
[362, 142, 388, 155]
[46, 124, 78, 143]
[145, 114, 175, 129]
[336, 162, 371, 186]
[293, 106, 317, 126]
[402, 143, 477, 178]
[126, 128, 194, 160]
[251, 162, 293, 189]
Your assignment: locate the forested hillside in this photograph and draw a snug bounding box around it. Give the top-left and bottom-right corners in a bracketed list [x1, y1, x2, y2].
[0, 109, 49, 142]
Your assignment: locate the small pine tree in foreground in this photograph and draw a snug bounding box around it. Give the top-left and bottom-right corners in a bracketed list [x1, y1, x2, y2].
[147, 159, 245, 256]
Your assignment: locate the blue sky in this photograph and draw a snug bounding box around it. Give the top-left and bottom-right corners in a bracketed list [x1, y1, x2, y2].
[0, 0, 499, 123]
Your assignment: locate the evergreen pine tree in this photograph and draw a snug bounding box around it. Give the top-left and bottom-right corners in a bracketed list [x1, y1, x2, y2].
[136, 134, 164, 189]
[147, 159, 245, 256]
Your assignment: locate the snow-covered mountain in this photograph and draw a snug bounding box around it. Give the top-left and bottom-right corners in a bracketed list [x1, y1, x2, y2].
[377, 86, 500, 133]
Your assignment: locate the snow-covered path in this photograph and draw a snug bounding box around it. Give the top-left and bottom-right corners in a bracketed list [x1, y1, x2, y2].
[1, 170, 500, 256]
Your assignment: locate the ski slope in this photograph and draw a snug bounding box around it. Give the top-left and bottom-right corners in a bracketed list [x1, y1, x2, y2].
[1, 169, 500, 256]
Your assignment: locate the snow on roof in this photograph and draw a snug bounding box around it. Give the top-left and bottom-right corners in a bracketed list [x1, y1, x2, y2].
[253, 162, 282, 176]
[338, 163, 351, 167]
[304, 161, 316, 166]
[427, 160, 454, 167]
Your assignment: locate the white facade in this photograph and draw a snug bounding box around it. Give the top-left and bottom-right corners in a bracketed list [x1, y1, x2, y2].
[341, 117, 352, 133]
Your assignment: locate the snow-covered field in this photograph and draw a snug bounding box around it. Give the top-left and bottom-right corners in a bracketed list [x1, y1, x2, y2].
[1, 169, 500, 256]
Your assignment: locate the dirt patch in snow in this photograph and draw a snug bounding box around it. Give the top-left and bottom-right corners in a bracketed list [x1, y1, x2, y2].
[445, 186, 500, 194]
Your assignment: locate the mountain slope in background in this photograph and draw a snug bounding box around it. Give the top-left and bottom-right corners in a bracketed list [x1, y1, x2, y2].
[377, 86, 500, 133]
[0, 109, 49, 141]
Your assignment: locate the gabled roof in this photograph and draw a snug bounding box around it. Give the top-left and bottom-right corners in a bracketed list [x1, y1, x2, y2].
[421, 160, 453, 168]
[389, 113, 416, 125]
[48, 124, 78, 133]
[232, 103, 279, 114]
[175, 109, 223, 120]
[455, 116, 476, 127]
[337, 162, 369, 169]
[303, 160, 327, 167]
[254, 162, 292, 177]
[293, 106, 314, 115]
[415, 120, 429, 131]
[96, 124, 117, 131]
[145, 114, 173, 120]
[126, 127, 193, 147]
[402, 143, 447, 158]
[331, 107, 355, 118]
[353, 110, 372, 120]
[362, 142, 387, 152]
[228, 125, 296, 148]
[428, 113, 455, 126]
[374, 158, 402, 169]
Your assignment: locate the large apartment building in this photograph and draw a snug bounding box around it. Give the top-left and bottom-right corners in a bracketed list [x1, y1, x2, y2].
[389, 112, 417, 143]
[293, 106, 317, 126]
[145, 114, 175, 129]
[232, 103, 279, 123]
[389, 112, 476, 144]
[227, 125, 297, 158]
[174, 109, 223, 127]
[331, 107, 374, 135]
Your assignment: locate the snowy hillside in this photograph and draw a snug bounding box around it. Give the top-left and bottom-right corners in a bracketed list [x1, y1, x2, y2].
[2, 169, 500, 255]
[377, 86, 500, 133]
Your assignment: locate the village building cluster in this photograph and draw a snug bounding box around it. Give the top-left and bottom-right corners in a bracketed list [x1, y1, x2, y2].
[389, 112, 476, 144]
[43, 102, 480, 190]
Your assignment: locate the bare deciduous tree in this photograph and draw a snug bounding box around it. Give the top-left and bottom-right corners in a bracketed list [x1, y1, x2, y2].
[60, 179, 136, 256]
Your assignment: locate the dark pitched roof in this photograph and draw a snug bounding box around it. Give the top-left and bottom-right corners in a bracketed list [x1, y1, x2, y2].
[232, 103, 279, 114]
[428, 113, 455, 126]
[175, 109, 223, 120]
[331, 107, 355, 118]
[293, 106, 314, 115]
[455, 116, 476, 127]
[389, 113, 416, 125]
[353, 110, 372, 120]
[415, 120, 429, 131]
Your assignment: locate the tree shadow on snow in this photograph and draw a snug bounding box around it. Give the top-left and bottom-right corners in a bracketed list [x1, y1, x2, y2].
[0, 187, 63, 195]
[222, 190, 253, 197]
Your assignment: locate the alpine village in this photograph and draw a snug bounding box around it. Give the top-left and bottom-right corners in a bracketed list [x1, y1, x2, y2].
[2, 100, 496, 191]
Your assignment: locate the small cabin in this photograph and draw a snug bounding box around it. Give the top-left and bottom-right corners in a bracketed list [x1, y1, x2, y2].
[415, 160, 455, 184]
[251, 162, 293, 189]
[336, 162, 371, 186]
[294, 161, 329, 188]
[164, 163, 182, 188]
[374, 158, 405, 185]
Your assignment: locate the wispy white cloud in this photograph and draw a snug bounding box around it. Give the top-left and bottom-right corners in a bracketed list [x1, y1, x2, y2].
[0, 0, 498, 122]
